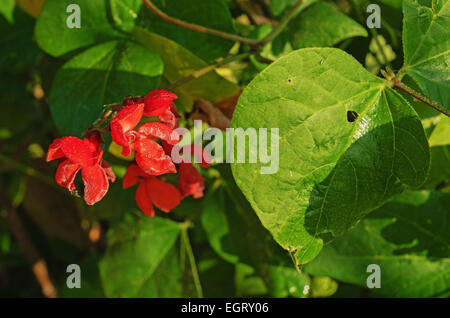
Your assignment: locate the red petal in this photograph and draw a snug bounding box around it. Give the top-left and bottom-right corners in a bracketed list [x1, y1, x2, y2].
[134, 138, 176, 176]
[122, 164, 148, 189]
[158, 108, 178, 129]
[147, 177, 181, 212]
[143, 90, 178, 116]
[60, 136, 103, 167]
[135, 180, 155, 217]
[101, 160, 116, 183]
[55, 159, 81, 191]
[110, 104, 144, 148]
[138, 122, 180, 145]
[121, 144, 132, 157]
[81, 165, 109, 205]
[169, 103, 181, 118]
[46, 137, 67, 162]
[178, 162, 205, 199]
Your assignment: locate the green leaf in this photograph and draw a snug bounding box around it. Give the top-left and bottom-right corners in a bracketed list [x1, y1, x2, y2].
[269, 266, 311, 298]
[231, 48, 430, 264]
[0, 0, 15, 23]
[201, 186, 242, 264]
[423, 115, 450, 189]
[139, 244, 182, 297]
[262, 1, 368, 60]
[429, 115, 450, 147]
[110, 0, 143, 33]
[423, 145, 450, 189]
[99, 215, 181, 297]
[138, 0, 235, 62]
[49, 40, 163, 136]
[270, 0, 298, 18]
[234, 263, 268, 297]
[133, 27, 240, 104]
[402, 0, 450, 109]
[35, 0, 141, 57]
[310, 276, 338, 298]
[305, 190, 450, 297]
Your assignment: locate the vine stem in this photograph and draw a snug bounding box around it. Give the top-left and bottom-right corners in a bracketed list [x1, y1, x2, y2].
[391, 77, 450, 117]
[289, 250, 303, 276]
[142, 0, 305, 49]
[181, 227, 203, 298]
[142, 0, 259, 47]
[257, 0, 307, 47]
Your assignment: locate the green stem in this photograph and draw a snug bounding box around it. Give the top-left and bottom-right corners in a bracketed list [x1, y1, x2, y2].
[289, 250, 303, 276]
[257, 0, 308, 47]
[391, 78, 450, 117]
[168, 52, 251, 90]
[142, 0, 259, 47]
[181, 227, 203, 298]
[143, 0, 306, 49]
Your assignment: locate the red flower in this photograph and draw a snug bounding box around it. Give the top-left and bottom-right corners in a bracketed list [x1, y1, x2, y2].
[110, 98, 180, 176]
[143, 90, 178, 116]
[123, 164, 181, 217]
[144, 90, 180, 128]
[160, 143, 209, 198]
[46, 133, 115, 205]
[109, 103, 144, 157]
[178, 162, 205, 199]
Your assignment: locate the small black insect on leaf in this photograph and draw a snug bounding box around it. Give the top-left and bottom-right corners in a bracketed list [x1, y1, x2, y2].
[347, 110, 359, 122]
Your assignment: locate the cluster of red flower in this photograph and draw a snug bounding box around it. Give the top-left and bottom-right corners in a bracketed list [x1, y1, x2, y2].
[46, 90, 209, 217]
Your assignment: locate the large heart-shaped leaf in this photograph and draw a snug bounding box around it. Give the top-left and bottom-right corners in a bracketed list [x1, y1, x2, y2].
[231, 48, 430, 264]
[305, 190, 450, 297]
[138, 0, 235, 62]
[49, 40, 163, 136]
[99, 215, 181, 297]
[402, 0, 450, 109]
[35, 0, 141, 57]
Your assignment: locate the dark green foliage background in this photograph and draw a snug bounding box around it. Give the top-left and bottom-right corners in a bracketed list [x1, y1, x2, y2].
[0, 0, 448, 298]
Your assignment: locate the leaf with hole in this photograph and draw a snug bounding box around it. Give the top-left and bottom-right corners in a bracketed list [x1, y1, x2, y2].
[231, 48, 430, 264]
